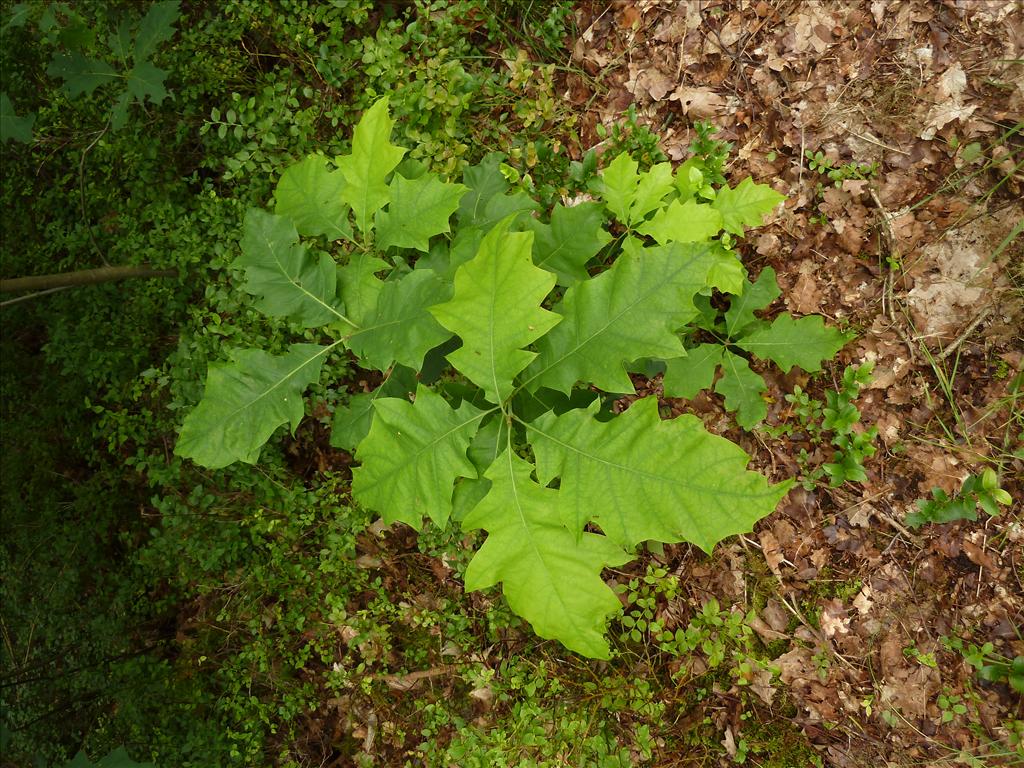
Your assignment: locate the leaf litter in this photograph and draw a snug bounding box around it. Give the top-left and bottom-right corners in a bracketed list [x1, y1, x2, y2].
[560, 0, 1023, 764]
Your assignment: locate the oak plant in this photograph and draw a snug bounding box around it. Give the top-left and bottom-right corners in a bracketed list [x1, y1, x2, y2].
[176, 99, 846, 658]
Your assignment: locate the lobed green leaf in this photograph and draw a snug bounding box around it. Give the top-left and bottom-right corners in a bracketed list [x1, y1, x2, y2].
[463, 450, 630, 659]
[175, 344, 332, 468]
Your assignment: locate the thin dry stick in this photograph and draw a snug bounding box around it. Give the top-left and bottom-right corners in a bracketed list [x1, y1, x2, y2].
[936, 306, 993, 362]
[868, 187, 918, 363]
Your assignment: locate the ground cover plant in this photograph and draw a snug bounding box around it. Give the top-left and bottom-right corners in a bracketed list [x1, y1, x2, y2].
[174, 97, 805, 659]
[2, 1, 1022, 767]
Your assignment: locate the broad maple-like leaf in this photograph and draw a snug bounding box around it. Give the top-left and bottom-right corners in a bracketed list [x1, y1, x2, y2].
[274, 155, 352, 241]
[597, 153, 639, 224]
[0, 93, 33, 143]
[463, 450, 630, 659]
[125, 60, 168, 104]
[132, 0, 180, 61]
[346, 269, 452, 371]
[712, 177, 785, 236]
[47, 52, 117, 97]
[526, 240, 714, 394]
[724, 266, 780, 337]
[637, 198, 723, 244]
[329, 392, 378, 451]
[337, 98, 407, 234]
[715, 350, 768, 428]
[735, 314, 850, 373]
[175, 343, 332, 468]
[597, 155, 674, 226]
[430, 219, 560, 403]
[530, 398, 789, 552]
[663, 343, 725, 399]
[337, 253, 387, 327]
[457, 154, 508, 223]
[375, 172, 467, 252]
[629, 162, 674, 224]
[236, 209, 350, 328]
[352, 386, 486, 528]
[527, 202, 611, 285]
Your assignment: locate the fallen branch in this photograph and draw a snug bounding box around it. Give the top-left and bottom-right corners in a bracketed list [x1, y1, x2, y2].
[0, 265, 177, 294]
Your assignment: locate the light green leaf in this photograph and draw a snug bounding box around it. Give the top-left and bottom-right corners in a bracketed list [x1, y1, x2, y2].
[527, 240, 715, 394]
[712, 177, 785, 236]
[337, 97, 407, 233]
[132, 0, 180, 62]
[175, 344, 331, 468]
[0, 92, 33, 143]
[527, 201, 611, 286]
[375, 172, 467, 252]
[735, 314, 851, 372]
[629, 162, 674, 224]
[47, 52, 118, 97]
[663, 343, 725, 399]
[704, 250, 746, 295]
[274, 155, 353, 241]
[430, 218, 560, 403]
[531, 398, 789, 552]
[464, 450, 630, 659]
[715, 350, 767, 428]
[337, 253, 387, 327]
[346, 269, 453, 371]
[598, 152, 640, 223]
[636, 198, 723, 244]
[352, 386, 485, 528]
[724, 266, 780, 337]
[236, 209, 349, 328]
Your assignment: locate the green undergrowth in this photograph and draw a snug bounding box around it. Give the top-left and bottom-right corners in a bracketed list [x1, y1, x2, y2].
[0, 0, 607, 764]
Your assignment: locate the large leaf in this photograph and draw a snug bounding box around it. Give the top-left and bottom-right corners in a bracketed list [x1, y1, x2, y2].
[526, 241, 714, 394]
[132, 0, 180, 61]
[375, 172, 467, 252]
[735, 314, 850, 372]
[715, 350, 768, 428]
[597, 152, 639, 224]
[236, 209, 350, 328]
[0, 92, 33, 143]
[597, 155, 674, 227]
[337, 98, 407, 233]
[724, 266, 780, 337]
[346, 269, 453, 371]
[530, 398, 789, 552]
[457, 153, 509, 225]
[125, 60, 168, 104]
[176, 344, 332, 468]
[337, 253, 387, 327]
[636, 198, 723, 244]
[463, 450, 630, 659]
[629, 162, 674, 224]
[47, 51, 117, 97]
[663, 343, 725, 399]
[527, 201, 611, 286]
[712, 177, 785, 236]
[274, 154, 352, 241]
[352, 386, 486, 528]
[430, 219, 560, 403]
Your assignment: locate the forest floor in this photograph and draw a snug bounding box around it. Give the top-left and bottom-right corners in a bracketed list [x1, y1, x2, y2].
[315, 2, 1024, 766]
[564, 1, 1023, 764]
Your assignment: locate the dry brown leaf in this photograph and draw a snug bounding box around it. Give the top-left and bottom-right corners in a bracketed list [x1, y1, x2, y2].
[671, 86, 725, 118]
